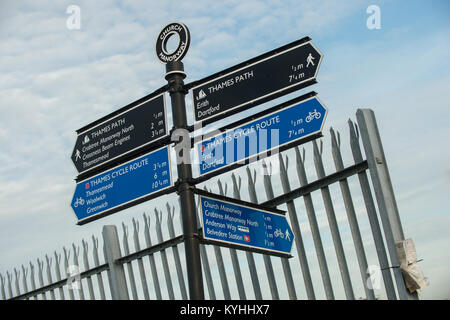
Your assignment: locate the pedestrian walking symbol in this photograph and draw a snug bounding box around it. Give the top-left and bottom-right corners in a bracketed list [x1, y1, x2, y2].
[285, 229, 291, 241]
[306, 53, 315, 67]
[75, 149, 81, 161]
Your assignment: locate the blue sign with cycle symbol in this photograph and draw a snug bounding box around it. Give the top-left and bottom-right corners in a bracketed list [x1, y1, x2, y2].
[71, 146, 173, 224]
[197, 95, 328, 176]
[199, 195, 294, 256]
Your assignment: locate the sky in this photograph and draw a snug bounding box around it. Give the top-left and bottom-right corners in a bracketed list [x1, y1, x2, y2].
[0, 0, 449, 300]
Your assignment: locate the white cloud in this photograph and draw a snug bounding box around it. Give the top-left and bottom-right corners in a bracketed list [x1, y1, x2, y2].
[0, 0, 449, 300]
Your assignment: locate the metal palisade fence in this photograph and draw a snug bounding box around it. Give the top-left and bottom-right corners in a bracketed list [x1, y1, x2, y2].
[0, 109, 415, 300]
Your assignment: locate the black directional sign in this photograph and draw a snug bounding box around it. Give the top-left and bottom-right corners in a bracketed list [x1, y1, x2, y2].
[71, 93, 168, 175]
[190, 37, 322, 124]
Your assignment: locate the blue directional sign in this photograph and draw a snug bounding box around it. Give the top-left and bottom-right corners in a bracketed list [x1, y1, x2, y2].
[199, 194, 294, 256]
[71, 146, 172, 224]
[197, 95, 327, 176]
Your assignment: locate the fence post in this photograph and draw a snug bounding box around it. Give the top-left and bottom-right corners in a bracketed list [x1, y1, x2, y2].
[92, 236, 106, 300]
[218, 179, 246, 300]
[312, 140, 355, 299]
[54, 251, 65, 300]
[44, 255, 55, 300]
[356, 108, 418, 300]
[154, 209, 175, 300]
[278, 153, 316, 300]
[330, 127, 375, 300]
[37, 259, 46, 300]
[295, 146, 335, 299]
[63, 247, 75, 300]
[13, 268, 20, 298]
[82, 239, 96, 300]
[72, 244, 85, 300]
[195, 199, 217, 300]
[21, 266, 29, 300]
[166, 203, 188, 299]
[29, 262, 37, 300]
[262, 160, 297, 300]
[102, 225, 129, 300]
[246, 167, 279, 300]
[143, 213, 163, 300]
[0, 274, 5, 300]
[121, 223, 138, 300]
[7, 271, 13, 299]
[231, 173, 263, 300]
[132, 218, 151, 300]
[348, 119, 397, 300]
[200, 187, 228, 300]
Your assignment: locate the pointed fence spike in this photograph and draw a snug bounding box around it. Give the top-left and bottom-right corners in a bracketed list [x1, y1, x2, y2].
[348, 119, 360, 140]
[312, 140, 319, 158]
[132, 217, 139, 233]
[337, 130, 341, 147]
[355, 122, 360, 139]
[45, 254, 52, 267]
[348, 119, 357, 141]
[245, 167, 252, 183]
[72, 243, 79, 257]
[122, 222, 128, 237]
[294, 146, 301, 164]
[330, 127, 337, 149]
[93, 235, 99, 249]
[144, 212, 151, 228]
[277, 153, 283, 170]
[22, 265, 28, 278]
[54, 251, 59, 264]
[166, 205, 172, 221]
[261, 159, 268, 175]
[217, 178, 222, 190]
[329, 126, 335, 137]
[154, 208, 160, 225]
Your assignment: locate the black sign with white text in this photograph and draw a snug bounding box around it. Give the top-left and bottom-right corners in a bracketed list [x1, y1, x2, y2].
[71, 94, 168, 175]
[190, 39, 322, 123]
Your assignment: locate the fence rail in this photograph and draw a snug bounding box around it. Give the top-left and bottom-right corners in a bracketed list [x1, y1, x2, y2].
[1, 109, 414, 300]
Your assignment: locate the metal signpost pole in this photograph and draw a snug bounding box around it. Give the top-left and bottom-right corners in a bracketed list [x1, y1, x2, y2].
[165, 60, 204, 300]
[155, 22, 204, 299]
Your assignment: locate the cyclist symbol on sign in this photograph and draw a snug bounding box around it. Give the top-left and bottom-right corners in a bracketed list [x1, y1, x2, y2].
[305, 109, 321, 123]
[73, 197, 85, 207]
[274, 228, 284, 239]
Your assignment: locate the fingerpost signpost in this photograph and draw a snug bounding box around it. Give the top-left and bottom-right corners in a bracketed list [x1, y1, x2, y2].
[70, 22, 326, 300]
